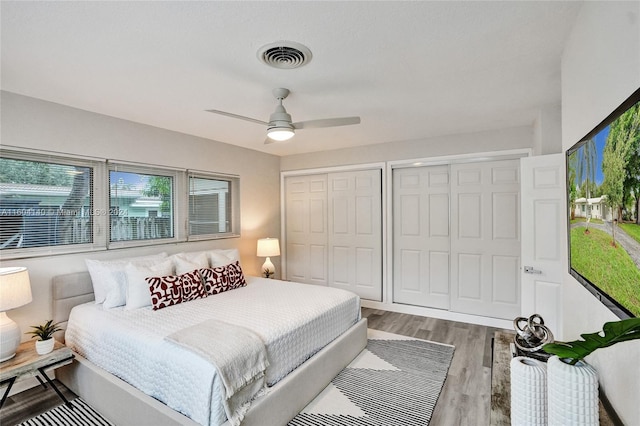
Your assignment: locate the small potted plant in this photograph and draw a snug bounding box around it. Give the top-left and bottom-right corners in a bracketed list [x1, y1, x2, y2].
[542, 317, 640, 425]
[26, 320, 63, 355]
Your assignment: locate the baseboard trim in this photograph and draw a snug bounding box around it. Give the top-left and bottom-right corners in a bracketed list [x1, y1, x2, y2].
[361, 300, 512, 329]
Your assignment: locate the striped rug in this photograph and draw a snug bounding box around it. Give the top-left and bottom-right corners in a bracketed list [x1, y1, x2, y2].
[18, 398, 113, 426]
[19, 330, 454, 426]
[288, 329, 455, 426]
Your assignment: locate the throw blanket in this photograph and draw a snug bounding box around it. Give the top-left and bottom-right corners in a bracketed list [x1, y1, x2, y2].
[165, 319, 269, 426]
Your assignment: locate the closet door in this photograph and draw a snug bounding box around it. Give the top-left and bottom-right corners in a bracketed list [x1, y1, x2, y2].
[393, 166, 450, 308]
[328, 170, 382, 301]
[450, 159, 521, 319]
[285, 174, 328, 286]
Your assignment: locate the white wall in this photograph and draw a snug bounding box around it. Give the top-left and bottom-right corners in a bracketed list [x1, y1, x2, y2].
[0, 91, 281, 339]
[533, 103, 562, 155]
[280, 125, 533, 171]
[561, 2, 640, 423]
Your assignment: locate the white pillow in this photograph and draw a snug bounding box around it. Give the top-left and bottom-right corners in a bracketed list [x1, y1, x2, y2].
[125, 259, 175, 310]
[208, 249, 239, 267]
[86, 253, 168, 304]
[103, 278, 127, 309]
[172, 252, 209, 275]
[209, 251, 233, 267]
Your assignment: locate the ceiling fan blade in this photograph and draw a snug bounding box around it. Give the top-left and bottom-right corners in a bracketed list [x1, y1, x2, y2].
[264, 137, 276, 145]
[205, 109, 268, 126]
[292, 116, 361, 129]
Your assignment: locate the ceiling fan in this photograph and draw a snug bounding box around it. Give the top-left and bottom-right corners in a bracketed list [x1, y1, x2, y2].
[206, 88, 360, 144]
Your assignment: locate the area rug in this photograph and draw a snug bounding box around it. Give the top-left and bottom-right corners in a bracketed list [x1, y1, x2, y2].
[18, 330, 454, 426]
[17, 398, 113, 426]
[288, 329, 455, 426]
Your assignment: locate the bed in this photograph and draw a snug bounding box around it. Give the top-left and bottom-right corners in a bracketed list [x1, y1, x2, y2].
[53, 270, 367, 426]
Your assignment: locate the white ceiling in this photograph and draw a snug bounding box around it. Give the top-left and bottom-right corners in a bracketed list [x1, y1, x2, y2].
[1, 1, 582, 157]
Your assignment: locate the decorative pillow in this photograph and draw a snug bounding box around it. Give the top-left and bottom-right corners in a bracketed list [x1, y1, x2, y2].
[200, 261, 246, 295]
[226, 261, 247, 288]
[179, 269, 208, 302]
[200, 266, 229, 295]
[125, 259, 175, 310]
[172, 252, 210, 275]
[146, 269, 207, 310]
[86, 253, 168, 304]
[146, 275, 183, 311]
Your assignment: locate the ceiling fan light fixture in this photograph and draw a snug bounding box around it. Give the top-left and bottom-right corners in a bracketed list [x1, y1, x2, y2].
[267, 127, 295, 141]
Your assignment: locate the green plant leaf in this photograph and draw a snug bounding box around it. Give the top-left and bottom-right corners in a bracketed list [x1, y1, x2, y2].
[542, 318, 640, 365]
[25, 319, 63, 340]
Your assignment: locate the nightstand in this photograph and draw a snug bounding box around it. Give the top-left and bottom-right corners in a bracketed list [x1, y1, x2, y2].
[0, 339, 74, 409]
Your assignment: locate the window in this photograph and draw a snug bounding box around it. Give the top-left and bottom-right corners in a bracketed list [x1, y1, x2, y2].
[109, 168, 175, 244]
[0, 154, 94, 253]
[1, 149, 240, 258]
[188, 173, 239, 239]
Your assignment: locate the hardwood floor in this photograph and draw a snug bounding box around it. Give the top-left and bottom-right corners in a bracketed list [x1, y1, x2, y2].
[0, 308, 506, 426]
[363, 307, 505, 426]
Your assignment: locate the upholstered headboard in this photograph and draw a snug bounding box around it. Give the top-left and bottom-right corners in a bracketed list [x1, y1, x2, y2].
[52, 271, 94, 341]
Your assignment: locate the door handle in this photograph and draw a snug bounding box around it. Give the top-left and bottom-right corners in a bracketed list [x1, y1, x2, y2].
[523, 266, 542, 275]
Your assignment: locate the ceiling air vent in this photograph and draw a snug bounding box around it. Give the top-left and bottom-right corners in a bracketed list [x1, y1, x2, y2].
[257, 41, 312, 69]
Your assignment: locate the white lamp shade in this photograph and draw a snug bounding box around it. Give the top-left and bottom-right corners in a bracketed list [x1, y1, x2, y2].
[257, 238, 280, 257]
[0, 267, 33, 311]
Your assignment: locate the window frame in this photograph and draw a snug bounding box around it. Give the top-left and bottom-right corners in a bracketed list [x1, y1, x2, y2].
[186, 170, 241, 241]
[0, 149, 241, 259]
[0, 149, 106, 259]
[107, 162, 181, 249]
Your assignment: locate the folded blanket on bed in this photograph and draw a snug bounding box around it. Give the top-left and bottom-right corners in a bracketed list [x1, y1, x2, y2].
[165, 319, 269, 426]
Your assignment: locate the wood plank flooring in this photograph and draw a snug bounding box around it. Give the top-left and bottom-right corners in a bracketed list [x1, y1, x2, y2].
[363, 307, 505, 426]
[0, 308, 506, 426]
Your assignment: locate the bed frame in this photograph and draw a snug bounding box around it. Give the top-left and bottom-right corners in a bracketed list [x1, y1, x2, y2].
[52, 271, 368, 426]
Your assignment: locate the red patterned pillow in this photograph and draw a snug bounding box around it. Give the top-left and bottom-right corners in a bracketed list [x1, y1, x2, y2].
[146, 270, 207, 310]
[200, 261, 246, 295]
[147, 275, 182, 310]
[200, 266, 229, 295]
[180, 269, 207, 302]
[226, 261, 247, 289]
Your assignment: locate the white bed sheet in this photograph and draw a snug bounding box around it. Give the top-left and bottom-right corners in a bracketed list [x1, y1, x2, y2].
[65, 276, 361, 426]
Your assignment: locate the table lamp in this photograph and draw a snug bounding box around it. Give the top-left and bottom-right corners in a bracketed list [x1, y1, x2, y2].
[257, 238, 280, 278]
[0, 267, 33, 362]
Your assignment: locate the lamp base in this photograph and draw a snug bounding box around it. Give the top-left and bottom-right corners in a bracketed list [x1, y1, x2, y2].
[262, 257, 275, 279]
[0, 312, 21, 362]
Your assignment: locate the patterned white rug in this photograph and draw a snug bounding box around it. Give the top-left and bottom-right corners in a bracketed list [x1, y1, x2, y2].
[288, 329, 455, 426]
[17, 398, 113, 426]
[19, 330, 454, 426]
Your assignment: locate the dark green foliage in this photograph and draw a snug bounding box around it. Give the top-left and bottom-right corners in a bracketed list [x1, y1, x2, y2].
[543, 318, 640, 365]
[25, 319, 63, 341]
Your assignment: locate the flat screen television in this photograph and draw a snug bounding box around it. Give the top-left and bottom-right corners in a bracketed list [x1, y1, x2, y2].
[567, 87, 640, 319]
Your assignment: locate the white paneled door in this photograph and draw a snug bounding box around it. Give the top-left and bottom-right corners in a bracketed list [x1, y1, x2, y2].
[520, 154, 564, 335]
[285, 174, 328, 286]
[393, 166, 450, 308]
[284, 169, 382, 301]
[450, 159, 521, 319]
[328, 170, 382, 301]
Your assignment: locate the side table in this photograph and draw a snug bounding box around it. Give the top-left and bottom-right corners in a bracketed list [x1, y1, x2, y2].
[0, 339, 74, 409]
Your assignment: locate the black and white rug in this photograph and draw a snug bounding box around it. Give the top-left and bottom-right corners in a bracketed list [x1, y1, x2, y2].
[19, 330, 454, 426]
[289, 329, 455, 426]
[17, 398, 113, 426]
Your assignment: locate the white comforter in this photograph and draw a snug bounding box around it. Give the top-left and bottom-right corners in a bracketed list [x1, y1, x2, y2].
[65, 276, 361, 426]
